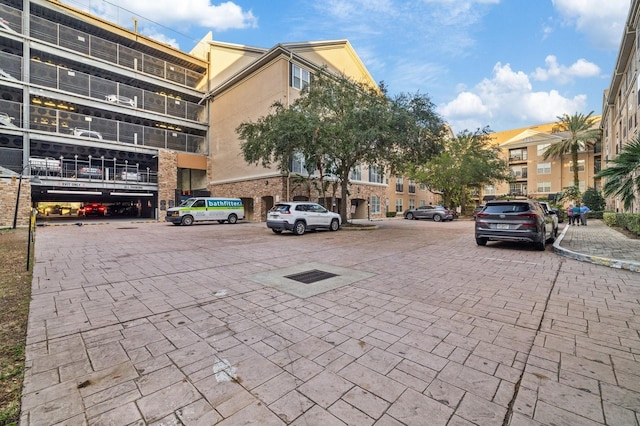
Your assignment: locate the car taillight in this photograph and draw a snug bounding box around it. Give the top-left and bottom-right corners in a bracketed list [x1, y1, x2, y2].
[476, 212, 488, 218]
[517, 212, 538, 226]
[517, 213, 538, 219]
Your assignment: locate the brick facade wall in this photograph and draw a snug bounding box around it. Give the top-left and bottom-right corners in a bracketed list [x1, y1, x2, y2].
[0, 177, 32, 228]
[211, 176, 387, 221]
[157, 150, 178, 215]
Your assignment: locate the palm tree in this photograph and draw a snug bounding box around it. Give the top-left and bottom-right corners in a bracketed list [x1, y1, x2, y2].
[543, 112, 601, 189]
[596, 135, 640, 210]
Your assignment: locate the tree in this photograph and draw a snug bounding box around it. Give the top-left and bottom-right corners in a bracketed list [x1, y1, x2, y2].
[595, 135, 640, 210]
[543, 112, 601, 189]
[408, 127, 511, 214]
[581, 187, 605, 211]
[236, 69, 446, 222]
[558, 185, 581, 206]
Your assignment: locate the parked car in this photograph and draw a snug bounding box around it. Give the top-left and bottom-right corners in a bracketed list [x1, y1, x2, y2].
[79, 203, 106, 216]
[29, 157, 62, 175]
[472, 204, 485, 219]
[538, 202, 560, 229]
[105, 94, 136, 108]
[474, 199, 556, 250]
[120, 168, 140, 181]
[72, 128, 103, 139]
[78, 166, 103, 179]
[0, 112, 17, 127]
[403, 205, 453, 222]
[267, 202, 341, 235]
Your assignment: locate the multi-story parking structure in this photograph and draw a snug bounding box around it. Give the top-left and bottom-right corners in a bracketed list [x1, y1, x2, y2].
[0, 0, 209, 225]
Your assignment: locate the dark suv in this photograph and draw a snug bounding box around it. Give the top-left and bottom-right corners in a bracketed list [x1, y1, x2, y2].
[474, 199, 555, 250]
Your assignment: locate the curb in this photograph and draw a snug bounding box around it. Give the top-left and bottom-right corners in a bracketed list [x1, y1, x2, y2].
[553, 225, 640, 273]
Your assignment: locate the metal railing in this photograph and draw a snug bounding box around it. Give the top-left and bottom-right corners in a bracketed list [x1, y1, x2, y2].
[28, 156, 158, 184]
[1, 99, 207, 154]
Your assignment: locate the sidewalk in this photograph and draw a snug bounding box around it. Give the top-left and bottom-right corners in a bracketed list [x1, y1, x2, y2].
[554, 219, 640, 272]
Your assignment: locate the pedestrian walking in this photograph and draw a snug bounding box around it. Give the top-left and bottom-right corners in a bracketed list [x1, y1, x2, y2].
[572, 204, 582, 226]
[580, 203, 590, 226]
[567, 204, 574, 225]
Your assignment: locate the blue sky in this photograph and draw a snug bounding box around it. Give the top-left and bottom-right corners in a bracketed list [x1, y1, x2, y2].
[61, 0, 630, 133]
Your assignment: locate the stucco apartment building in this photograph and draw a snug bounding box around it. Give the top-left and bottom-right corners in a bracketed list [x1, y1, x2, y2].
[0, 0, 395, 228]
[482, 117, 602, 205]
[600, 0, 640, 213]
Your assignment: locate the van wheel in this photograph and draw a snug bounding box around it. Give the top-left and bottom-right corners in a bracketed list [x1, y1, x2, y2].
[293, 221, 306, 235]
[218, 220, 225, 224]
[181, 215, 194, 226]
[227, 214, 238, 224]
[329, 219, 340, 231]
[272, 229, 282, 234]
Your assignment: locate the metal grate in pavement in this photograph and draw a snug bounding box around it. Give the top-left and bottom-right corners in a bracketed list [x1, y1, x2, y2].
[284, 269, 338, 284]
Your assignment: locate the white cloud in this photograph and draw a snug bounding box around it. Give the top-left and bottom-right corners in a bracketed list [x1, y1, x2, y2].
[551, 0, 630, 49]
[62, 0, 257, 48]
[531, 55, 601, 83]
[439, 62, 588, 132]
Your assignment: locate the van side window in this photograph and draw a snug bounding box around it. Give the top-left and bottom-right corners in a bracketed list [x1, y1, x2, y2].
[193, 200, 205, 208]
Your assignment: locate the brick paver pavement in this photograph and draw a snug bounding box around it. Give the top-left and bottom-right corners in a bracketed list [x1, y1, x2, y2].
[19, 219, 640, 425]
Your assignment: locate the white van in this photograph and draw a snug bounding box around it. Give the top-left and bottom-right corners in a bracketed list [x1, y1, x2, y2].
[165, 197, 244, 226]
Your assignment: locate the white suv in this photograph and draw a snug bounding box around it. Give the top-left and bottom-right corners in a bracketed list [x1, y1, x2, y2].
[267, 202, 341, 235]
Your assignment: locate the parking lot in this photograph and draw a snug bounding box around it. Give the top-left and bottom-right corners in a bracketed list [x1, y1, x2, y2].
[21, 218, 640, 425]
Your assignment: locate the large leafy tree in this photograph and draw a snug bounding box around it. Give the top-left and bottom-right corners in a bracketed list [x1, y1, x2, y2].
[409, 127, 510, 213]
[543, 112, 601, 189]
[596, 135, 640, 210]
[236, 69, 446, 221]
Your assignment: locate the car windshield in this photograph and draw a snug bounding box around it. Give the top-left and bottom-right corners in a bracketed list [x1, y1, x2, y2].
[484, 203, 530, 214]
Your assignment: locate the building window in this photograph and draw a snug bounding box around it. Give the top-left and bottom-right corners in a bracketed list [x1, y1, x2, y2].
[350, 164, 361, 181]
[483, 184, 495, 195]
[537, 182, 551, 193]
[569, 160, 585, 172]
[371, 196, 380, 213]
[395, 176, 404, 192]
[510, 165, 527, 178]
[395, 198, 403, 213]
[509, 148, 527, 161]
[369, 166, 383, 183]
[537, 162, 551, 174]
[419, 199, 426, 206]
[409, 199, 415, 209]
[290, 152, 306, 174]
[579, 181, 585, 191]
[408, 180, 416, 194]
[291, 64, 310, 90]
[419, 183, 426, 191]
[537, 143, 550, 156]
[509, 183, 527, 195]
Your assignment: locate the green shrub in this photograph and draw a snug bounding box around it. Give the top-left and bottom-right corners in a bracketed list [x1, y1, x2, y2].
[386, 211, 397, 218]
[602, 212, 640, 235]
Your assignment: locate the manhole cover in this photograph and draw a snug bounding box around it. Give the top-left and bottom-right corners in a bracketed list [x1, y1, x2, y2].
[285, 269, 338, 284]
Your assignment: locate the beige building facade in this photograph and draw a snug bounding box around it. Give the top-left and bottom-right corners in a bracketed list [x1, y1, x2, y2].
[484, 118, 602, 205]
[600, 0, 640, 213]
[203, 40, 391, 220]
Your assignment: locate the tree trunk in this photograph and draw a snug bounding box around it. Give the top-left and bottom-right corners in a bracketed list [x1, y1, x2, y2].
[340, 172, 350, 223]
[571, 146, 579, 188]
